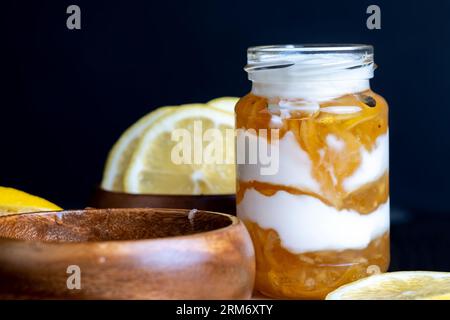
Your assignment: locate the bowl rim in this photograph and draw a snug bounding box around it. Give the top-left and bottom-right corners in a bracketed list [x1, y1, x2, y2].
[0, 208, 242, 245]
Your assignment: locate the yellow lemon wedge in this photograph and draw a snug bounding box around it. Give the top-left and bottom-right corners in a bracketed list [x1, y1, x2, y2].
[326, 271, 450, 300]
[0, 186, 62, 216]
[124, 104, 235, 195]
[101, 106, 175, 191]
[207, 97, 239, 114]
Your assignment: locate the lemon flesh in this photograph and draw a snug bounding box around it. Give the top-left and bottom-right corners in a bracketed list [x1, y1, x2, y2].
[0, 186, 62, 216]
[101, 107, 174, 191]
[207, 97, 239, 114]
[124, 104, 235, 195]
[326, 271, 450, 300]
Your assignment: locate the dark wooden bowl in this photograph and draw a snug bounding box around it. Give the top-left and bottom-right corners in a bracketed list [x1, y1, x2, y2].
[90, 188, 236, 215]
[0, 208, 254, 299]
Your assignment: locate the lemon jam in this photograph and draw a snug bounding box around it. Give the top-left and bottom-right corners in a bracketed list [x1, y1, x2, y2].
[236, 45, 390, 299]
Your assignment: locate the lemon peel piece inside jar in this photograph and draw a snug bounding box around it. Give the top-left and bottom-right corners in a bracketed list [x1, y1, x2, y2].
[235, 44, 389, 299]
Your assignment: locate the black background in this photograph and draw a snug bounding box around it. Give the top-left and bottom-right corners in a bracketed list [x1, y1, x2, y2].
[3, 0, 450, 216]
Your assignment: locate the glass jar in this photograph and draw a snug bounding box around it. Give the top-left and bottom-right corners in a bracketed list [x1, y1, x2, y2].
[236, 44, 389, 299]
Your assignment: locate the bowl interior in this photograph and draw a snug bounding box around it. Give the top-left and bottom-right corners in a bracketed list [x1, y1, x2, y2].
[0, 208, 233, 242]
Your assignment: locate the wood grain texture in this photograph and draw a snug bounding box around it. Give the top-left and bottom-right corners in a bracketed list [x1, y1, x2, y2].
[0, 208, 254, 299]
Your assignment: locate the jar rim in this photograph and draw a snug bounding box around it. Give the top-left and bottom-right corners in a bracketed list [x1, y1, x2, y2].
[248, 44, 373, 55]
[245, 44, 375, 79]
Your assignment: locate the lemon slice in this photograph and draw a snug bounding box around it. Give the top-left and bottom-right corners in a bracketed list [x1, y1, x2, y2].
[101, 107, 175, 191]
[326, 271, 450, 300]
[207, 97, 239, 114]
[0, 186, 62, 216]
[124, 104, 235, 195]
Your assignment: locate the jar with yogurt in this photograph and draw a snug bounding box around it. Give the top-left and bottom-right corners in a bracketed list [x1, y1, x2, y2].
[236, 44, 389, 299]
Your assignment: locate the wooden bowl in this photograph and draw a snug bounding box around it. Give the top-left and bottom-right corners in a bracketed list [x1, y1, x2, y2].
[90, 188, 236, 215]
[0, 208, 254, 299]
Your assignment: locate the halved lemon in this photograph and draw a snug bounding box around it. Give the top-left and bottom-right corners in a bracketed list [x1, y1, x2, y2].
[326, 271, 450, 300]
[124, 104, 235, 195]
[0, 186, 62, 216]
[207, 97, 239, 114]
[101, 106, 175, 191]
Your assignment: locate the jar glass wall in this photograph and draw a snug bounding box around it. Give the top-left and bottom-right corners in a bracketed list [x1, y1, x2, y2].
[236, 44, 390, 299]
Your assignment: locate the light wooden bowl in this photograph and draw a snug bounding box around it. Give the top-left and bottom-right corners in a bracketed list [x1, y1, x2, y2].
[0, 208, 254, 299]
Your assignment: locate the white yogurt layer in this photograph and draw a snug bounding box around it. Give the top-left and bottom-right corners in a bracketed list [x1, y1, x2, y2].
[237, 129, 389, 195]
[237, 130, 321, 194]
[252, 80, 370, 101]
[237, 189, 390, 253]
[343, 132, 389, 192]
[248, 53, 373, 101]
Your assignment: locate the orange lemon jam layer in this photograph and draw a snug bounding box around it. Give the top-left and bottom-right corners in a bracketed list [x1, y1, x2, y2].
[246, 220, 389, 299]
